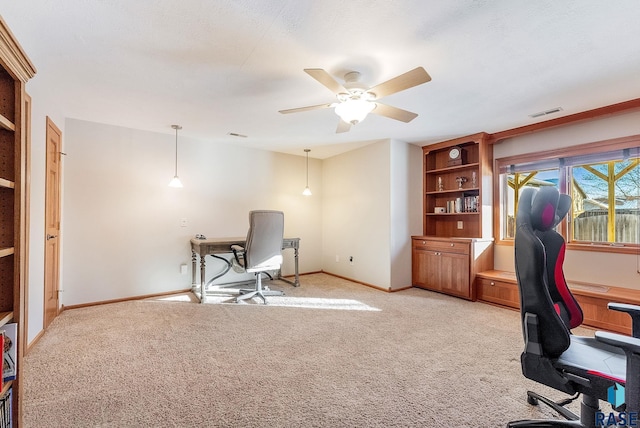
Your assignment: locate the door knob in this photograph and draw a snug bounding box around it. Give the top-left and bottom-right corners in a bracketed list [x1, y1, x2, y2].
[46, 234, 57, 240]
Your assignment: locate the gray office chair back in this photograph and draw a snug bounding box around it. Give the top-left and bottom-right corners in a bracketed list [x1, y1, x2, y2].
[244, 210, 284, 272]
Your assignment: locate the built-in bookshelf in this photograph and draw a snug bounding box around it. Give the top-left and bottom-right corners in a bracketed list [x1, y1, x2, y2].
[0, 15, 36, 427]
[412, 133, 494, 300]
[422, 132, 492, 238]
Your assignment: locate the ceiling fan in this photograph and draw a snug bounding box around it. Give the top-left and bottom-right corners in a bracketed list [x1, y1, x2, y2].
[279, 66, 431, 133]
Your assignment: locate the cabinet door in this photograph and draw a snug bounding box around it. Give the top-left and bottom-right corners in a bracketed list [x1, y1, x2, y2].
[424, 251, 442, 291]
[439, 252, 470, 298]
[412, 248, 429, 287]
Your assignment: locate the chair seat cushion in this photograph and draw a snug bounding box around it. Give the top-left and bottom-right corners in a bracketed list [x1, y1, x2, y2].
[556, 336, 626, 383]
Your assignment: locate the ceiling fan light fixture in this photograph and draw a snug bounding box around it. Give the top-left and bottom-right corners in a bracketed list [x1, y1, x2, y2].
[334, 99, 376, 125]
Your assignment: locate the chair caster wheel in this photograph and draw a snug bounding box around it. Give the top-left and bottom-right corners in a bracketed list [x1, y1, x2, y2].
[527, 395, 539, 406]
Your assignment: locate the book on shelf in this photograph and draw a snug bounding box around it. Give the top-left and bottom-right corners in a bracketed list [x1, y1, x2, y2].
[1, 323, 16, 383]
[0, 386, 11, 428]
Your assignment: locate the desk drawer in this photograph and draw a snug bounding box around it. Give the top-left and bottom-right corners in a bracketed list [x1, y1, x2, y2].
[477, 278, 520, 309]
[413, 239, 470, 255]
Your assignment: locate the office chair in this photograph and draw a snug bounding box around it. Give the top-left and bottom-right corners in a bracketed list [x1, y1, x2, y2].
[231, 210, 285, 304]
[507, 187, 640, 428]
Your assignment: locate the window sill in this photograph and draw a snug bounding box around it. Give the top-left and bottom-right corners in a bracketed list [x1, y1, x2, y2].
[495, 239, 639, 255]
[567, 242, 640, 255]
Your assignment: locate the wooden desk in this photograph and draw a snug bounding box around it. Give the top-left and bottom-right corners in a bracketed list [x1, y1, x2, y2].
[190, 237, 300, 303]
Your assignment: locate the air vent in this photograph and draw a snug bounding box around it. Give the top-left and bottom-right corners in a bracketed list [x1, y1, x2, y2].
[227, 132, 248, 138]
[529, 107, 563, 118]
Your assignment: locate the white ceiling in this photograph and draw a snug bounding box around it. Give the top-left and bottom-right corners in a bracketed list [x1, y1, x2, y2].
[3, 1, 640, 159]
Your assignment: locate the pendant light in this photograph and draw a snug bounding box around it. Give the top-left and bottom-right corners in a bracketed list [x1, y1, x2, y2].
[168, 124, 183, 188]
[302, 149, 312, 196]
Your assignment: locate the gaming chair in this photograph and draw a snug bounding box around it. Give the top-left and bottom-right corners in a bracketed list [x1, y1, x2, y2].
[507, 187, 640, 427]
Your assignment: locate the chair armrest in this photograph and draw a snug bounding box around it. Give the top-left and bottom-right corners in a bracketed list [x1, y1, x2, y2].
[230, 245, 245, 266]
[596, 331, 640, 414]
[595, 331, 640, 355]
[608, 303, 640, 338]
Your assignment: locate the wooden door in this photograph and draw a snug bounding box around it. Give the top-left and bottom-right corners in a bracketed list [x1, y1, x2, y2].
[44, 117, 61, 328]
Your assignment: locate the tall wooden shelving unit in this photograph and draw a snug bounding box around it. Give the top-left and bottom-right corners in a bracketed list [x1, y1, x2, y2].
[412, 132, 494, 300]
[0, 16, 36, 426]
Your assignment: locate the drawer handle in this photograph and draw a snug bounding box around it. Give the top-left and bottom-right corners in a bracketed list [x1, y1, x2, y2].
[490, 281, 495, 286]
[450, 243, 454, 247]
[422, 241, 426, 244]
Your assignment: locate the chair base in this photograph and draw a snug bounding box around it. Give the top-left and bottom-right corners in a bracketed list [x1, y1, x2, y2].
[507, 392, 600, 428]
[235, 272, 283, 304]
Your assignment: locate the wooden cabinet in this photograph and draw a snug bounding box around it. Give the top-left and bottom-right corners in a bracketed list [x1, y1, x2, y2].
[412, 132, 494, 300]
[0, 16, 36, 426]
[476, 275, 520, 309]
[476, 270, 640, 335]
[422, 132, 492, 238]
[412, 237, 493, 300]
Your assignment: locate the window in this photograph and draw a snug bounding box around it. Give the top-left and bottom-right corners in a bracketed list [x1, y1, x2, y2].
[495, 137, 640, 251]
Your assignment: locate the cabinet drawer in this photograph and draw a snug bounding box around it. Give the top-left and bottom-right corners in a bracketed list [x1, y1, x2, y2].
[412, 239, 470, 255]
[476, 278, 520, 309]
[574, 295, 632, 335]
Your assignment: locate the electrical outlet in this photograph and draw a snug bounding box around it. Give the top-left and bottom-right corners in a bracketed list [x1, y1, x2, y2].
[457, 221, 463, 229]
[335, 255, 340, 262]
[180, 264, 188, 275]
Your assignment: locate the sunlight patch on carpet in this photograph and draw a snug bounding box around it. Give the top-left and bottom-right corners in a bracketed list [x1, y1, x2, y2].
[203, 294, 381, 311]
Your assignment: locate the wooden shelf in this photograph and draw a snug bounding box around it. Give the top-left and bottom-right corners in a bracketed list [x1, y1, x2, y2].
[0, 178, 15, 189]
[426, 162, 480, 175]
[426, 212, 479, 216]
[0, 311, 12, 326]
[1, 379, 13, 397]
[426, 187, 480, 195]
[0, 247, 14, 258]
[0, 113, 15, 131]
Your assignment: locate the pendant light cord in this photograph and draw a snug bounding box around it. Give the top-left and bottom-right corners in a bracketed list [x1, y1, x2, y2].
[174, 127, 179, 176]
[306, 150, 309, 186]
[172, 124, 182, 176]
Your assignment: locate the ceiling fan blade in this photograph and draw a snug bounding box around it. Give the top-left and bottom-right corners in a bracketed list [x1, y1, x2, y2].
[304, 68, 348, 95]
[336, 119, 351, 133]
[372, 102, 418, 123]
[279, 103, 334, 114]
[367, 67, 431, 99]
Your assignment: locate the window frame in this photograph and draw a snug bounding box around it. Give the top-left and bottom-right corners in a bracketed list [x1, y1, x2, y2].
[493, 134, 640, 255]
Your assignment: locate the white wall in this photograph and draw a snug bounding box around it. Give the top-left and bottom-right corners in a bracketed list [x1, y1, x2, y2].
[321, 139, 422, 290]
[493, 110, 640, 288]
[61, 119, 323, 305]
[390, 140, 423, 289]
[322, 140, 391, 288]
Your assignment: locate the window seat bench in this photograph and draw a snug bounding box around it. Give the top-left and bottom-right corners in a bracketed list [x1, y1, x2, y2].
[476, 270, 640, 335]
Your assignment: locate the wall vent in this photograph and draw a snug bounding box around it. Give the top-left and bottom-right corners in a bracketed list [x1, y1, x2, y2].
[529, 107, 563, 118]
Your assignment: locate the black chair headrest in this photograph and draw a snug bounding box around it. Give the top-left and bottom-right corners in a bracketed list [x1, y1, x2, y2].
[524, 186, 569, 233]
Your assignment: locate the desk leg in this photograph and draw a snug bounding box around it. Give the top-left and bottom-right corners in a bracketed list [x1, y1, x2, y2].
[191, 251, 197, 290]
[293, 246, 300, 287]
[199, 255, 206, 303]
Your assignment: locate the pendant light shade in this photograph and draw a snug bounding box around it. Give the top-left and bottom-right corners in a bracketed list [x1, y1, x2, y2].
[169, 124, 183, 188]
[302, 149, 312, 196]
[334, 98, 376, 125]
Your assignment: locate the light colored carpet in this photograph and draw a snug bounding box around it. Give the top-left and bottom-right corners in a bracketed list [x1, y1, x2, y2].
[22, 273, 591, 427]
